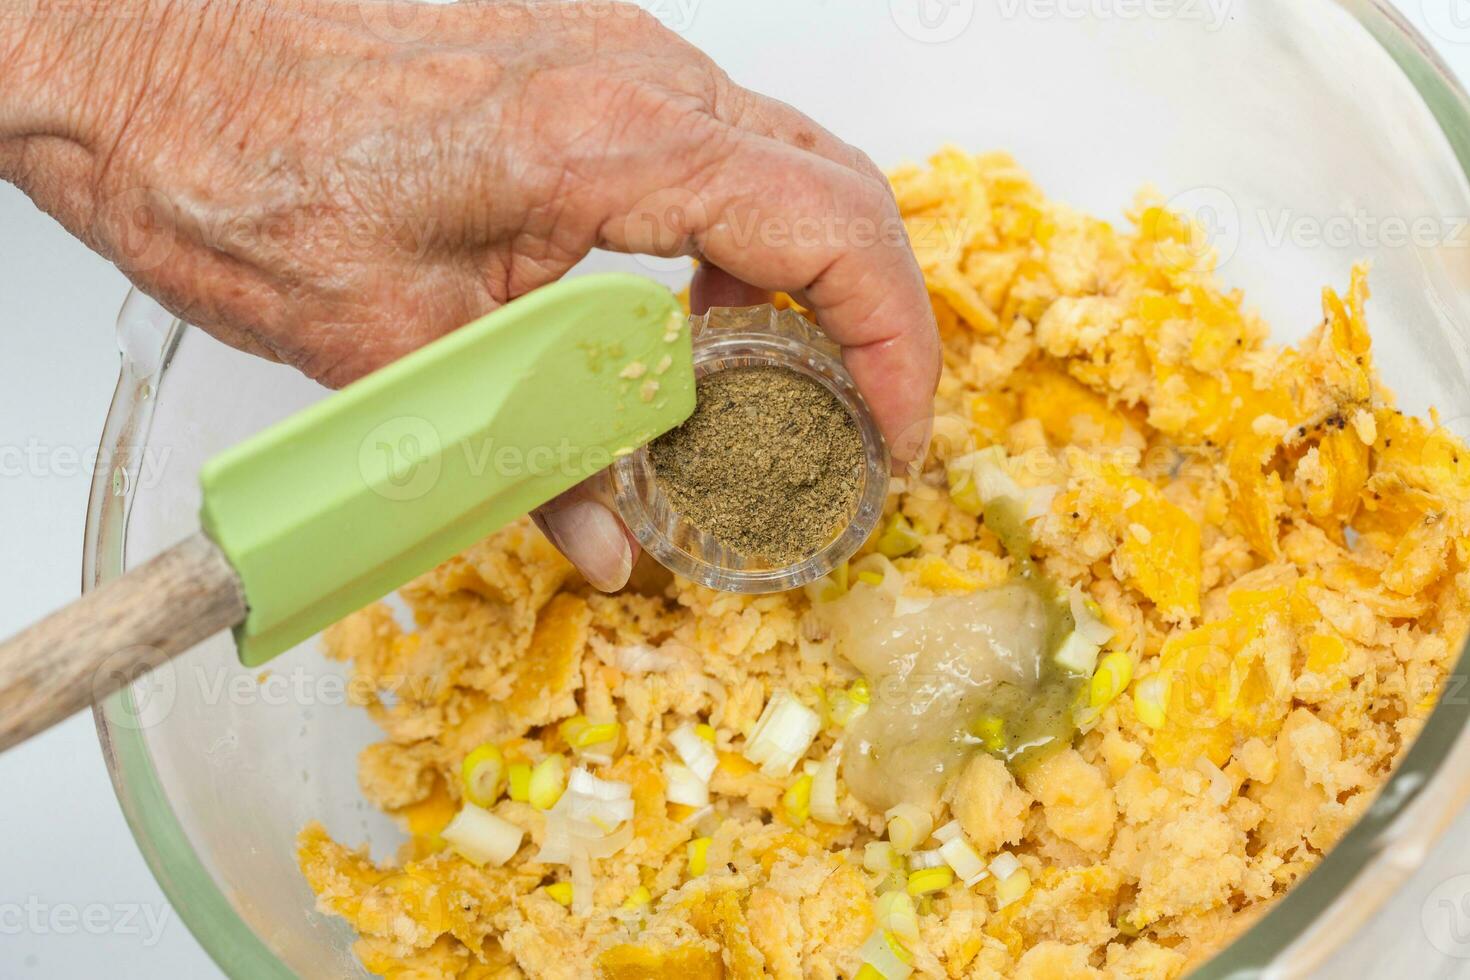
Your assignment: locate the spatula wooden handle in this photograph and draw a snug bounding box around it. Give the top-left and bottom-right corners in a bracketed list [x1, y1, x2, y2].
[0, 532, 246, 752]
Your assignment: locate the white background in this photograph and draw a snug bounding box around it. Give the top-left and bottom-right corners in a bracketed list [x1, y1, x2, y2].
[5, 1, 1470, 977]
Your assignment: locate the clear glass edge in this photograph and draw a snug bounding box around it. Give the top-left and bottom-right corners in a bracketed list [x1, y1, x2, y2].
[1191, 2, 1470, 976]
[85, 5, 1470, 973]
[86, 291, 293, 980]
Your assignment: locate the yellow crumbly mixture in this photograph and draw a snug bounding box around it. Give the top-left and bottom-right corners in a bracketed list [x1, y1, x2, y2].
[297, 149, 1470, 979]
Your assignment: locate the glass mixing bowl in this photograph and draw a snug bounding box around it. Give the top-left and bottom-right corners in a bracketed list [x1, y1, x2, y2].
[85, 2, 1470, 976]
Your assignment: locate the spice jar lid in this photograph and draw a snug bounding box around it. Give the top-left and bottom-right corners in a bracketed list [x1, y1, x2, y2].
[612, 304, 889, 594]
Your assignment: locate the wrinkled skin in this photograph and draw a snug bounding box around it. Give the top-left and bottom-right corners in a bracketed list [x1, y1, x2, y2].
[0, 0, 939, 589]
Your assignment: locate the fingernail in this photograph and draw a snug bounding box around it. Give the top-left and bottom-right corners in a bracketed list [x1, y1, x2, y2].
[891, 418, 933, 475]
[542, 500, 633, 592]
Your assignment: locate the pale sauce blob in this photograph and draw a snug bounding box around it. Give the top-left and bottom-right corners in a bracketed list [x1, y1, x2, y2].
[819, 578, 1077, 811]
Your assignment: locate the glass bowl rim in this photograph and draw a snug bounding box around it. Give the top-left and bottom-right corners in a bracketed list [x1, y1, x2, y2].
[85, 4, 1470, 975]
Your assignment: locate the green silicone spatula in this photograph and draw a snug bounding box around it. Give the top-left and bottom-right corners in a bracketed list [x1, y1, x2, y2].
[0, 273, 695, 751]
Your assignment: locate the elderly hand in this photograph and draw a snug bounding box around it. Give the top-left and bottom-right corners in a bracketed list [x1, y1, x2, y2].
[0, 0, 939, 591]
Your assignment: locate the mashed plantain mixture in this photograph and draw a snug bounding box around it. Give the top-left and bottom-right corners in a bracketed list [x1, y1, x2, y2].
[297, 149, 1470, 979]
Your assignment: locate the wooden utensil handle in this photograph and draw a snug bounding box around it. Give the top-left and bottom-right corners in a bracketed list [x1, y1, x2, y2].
[0, 532, 246, 752]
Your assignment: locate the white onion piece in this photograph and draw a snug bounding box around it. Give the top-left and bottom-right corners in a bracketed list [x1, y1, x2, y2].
[938, 836, 989, 886]
[1024, 484, 1059, 521]
[967, 445, 1023, 504]
[533, 768, 636, 879]
[932, 820, 962, 843]
[570, 851, 593, 915]
[1196, 757, 1232, 805]
[568, 768, 631, 801]
[669, 724, 719, 782]
[906, 848, 946, 871]
[615, 643, 676, 673]
[1068, 587, 1114, 645]
[989, 851, 1022, 881]
[851, 554, 905, 599]
[563, 793, 634, 826]
[810, 753, 842, 824]
[663, 762, 710, 808]
[679, 804, 713, 826]
[1054, 631, 1101, 674]
[873, 890, 920, 943]
[893, 595, 933, 618]
[743, 690, 820, 777]
[859, 929, 914, 980]
[442, 804, 523, 868]
[863, 841, 898, 873]
[576, 820, 634, 859]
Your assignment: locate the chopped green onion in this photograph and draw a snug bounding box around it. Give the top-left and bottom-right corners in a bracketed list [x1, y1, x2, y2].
[669, 723, 719, 782]
[507, 762, 532, 803]
[810, 754, 842, 824]
[873, 890, 919, 943]
[460, 743, 505, 808]
[529, 754, 568, 810]
[829, 689, 868, 728]
[559, 715, 622, 751]
[782, 774, 813, 825]
[1090, 651, 1134, 708]
[969, 715, 1006, 753]
[663, 761, 709, 808]
[932, 820, 961, 843]
[864, 841, 901, 874]
[442, 804, 523, 867]
[938, 835, 988, 886]
[906, 848, 946, 871]
[906, 865, 955, 896]
[995, 867, 1031, 908]
[858, 928, 914, 979]
[743, 690, 820, 777]
[988, 851, 1021, 880]
[687, 836, 712, 877]
[1054, 630, 1101, 674]
[1134, 673, 1170, 729]
[1069, 587, 1114, 645]
[876, 514, 924, 559]
[884, 803, 933, 854]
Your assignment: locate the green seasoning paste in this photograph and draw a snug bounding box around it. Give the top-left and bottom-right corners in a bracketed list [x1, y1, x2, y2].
[820, 500, 1087, 811]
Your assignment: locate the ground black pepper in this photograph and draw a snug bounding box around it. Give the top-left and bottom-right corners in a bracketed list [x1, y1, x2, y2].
[649, 366, 864, 565]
